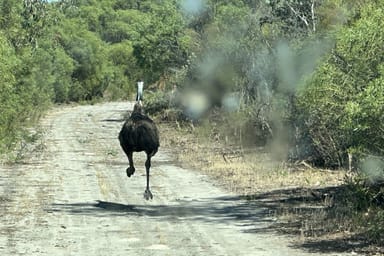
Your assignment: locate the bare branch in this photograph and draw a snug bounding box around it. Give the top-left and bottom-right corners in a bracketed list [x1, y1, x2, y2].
[287, 3, 310, 29]
[287, 1, 317, 33]
[311, 0, 316, 32]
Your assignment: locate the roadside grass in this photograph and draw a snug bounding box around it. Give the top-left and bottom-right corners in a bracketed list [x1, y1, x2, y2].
[159, 120, 345, 194]
[158, 120, 384, 254]
[0, 127, 46, 164]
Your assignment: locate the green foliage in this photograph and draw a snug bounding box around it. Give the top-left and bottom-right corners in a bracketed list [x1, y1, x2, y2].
[132, 2, 191, 83]
[0, 32, 19, 152]
[51, 47, 75, 103]
[0, 0, 382, 172]
[103, 40, 137, 100]
[58, 19, 111, 101]
[296, 2, 384, 166]
[144, 90, 172, 116]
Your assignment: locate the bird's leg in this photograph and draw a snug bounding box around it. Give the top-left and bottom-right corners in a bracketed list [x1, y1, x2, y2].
[126, 151, 135, 177]
[143, 154, 153, 200]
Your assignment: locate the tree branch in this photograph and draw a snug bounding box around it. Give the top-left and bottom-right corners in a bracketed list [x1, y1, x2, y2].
[311, 0, 316, 32]
[287, 1, 317, 33]
[287, 3, 309, 29]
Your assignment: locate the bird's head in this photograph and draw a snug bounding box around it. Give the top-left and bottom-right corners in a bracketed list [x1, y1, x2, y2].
[133, 101, 144, 114]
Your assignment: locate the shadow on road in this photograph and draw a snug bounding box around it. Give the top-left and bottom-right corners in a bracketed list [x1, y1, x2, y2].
[101, 118, 126, 122]
[48, 196, 273, 229]
[47, 185, 374, 254]
[50, 184, 381, 254]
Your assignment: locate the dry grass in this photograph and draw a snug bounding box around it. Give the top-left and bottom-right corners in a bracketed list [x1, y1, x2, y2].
[159, 121, 346, 195]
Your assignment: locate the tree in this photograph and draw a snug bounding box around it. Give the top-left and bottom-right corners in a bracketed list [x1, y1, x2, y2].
[104, 40, 137, 100]
[58, 18, 110, 101]
[0, 32, 19, 151]
[296, 2, 384, 167]
[132, 1, 191, 83]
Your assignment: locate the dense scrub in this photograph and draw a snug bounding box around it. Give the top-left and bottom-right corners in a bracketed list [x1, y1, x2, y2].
[295, 3, 384, 168]
[0, 0, 189, 152]
[1, 0, 381, 167]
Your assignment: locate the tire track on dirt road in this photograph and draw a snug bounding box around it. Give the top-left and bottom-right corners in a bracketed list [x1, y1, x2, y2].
[0, 102, 350, 255]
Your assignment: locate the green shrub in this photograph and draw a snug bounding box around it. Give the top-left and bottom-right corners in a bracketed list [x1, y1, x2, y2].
[143, 91, 169, 115]
[295, 2, 384, 167]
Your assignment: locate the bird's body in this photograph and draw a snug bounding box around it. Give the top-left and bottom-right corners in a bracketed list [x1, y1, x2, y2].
[119, 102, 159, 200]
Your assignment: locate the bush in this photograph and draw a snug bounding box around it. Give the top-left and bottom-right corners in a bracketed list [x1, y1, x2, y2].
[295, 2, 384, 167]
[143, 91, 169, 115]
[337, 173, 384, 243]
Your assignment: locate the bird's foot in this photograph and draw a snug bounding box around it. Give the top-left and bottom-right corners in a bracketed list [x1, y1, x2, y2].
[143, 189, 153, 200]
[126, 167, 135, 177]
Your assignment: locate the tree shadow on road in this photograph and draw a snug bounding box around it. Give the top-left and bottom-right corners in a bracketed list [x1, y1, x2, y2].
[49, 195, 273, 228]
[47, 185, 376, 254]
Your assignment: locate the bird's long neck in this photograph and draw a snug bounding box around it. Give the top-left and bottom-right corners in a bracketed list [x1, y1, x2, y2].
[137, 81, 144, 102]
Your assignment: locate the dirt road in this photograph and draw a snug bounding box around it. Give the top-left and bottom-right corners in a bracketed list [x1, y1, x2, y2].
[0, 102, 349, 255]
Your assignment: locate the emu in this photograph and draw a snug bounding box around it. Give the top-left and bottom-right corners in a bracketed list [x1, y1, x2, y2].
[118, 102, 160, 200]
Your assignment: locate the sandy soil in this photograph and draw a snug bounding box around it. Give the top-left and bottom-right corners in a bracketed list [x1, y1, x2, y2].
[0, 102, 352, 255]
